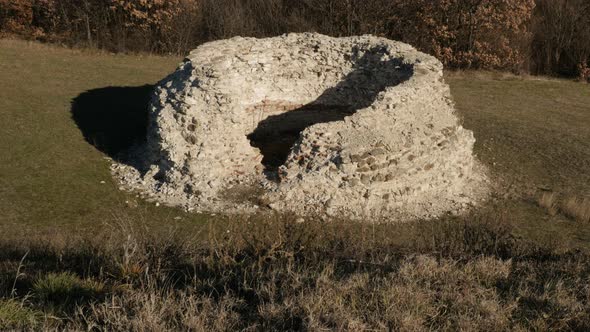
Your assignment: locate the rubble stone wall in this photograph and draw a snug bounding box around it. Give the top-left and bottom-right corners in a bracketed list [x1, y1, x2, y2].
[112, 33, 488, 220]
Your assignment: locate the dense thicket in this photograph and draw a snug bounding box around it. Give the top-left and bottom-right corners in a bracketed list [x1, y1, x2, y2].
[530, 0, 590, 79]
[0, 0, 588, 79]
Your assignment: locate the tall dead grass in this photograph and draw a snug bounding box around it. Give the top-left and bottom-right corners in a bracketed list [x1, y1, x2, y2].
[538, 191, 559, 215]
[562, 197, 590, 223]
[537, 192, 590, 222]
[1, 212, 589, 330]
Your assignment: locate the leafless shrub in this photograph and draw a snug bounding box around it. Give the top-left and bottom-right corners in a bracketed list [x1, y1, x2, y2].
[531, 0, 590, 79]
[4, 0, 587, 77]
[1, 0, 546, 72]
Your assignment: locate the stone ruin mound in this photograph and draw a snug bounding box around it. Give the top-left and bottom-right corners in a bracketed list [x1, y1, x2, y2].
[112, 33, 488, 221]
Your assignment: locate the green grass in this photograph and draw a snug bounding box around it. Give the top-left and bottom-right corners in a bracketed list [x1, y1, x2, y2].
[446, 71, 590, 249]
[0, 39, 209, 235]
[447, 71, 590, 194]
[0, 299, 42, 329]
[33, 272, 105, 310]
[1, 42, 590, 329]
[2, 39, 590, 250]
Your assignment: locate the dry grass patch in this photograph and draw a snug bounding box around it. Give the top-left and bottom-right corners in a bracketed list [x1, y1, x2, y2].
[562, 197, 590, 223]
[537, 192, 590, 223]
[537, 191, 559, 216]
[1, 213, 589, 330]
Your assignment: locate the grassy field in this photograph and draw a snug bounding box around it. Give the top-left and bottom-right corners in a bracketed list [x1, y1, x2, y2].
[1, 39, 589, 245]
[1, 39, 590, 330]
[447, 71, 590, 248]
[0, 39, 203, 235]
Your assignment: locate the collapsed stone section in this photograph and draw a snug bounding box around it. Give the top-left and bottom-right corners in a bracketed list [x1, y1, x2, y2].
[113, 33, 487, 220]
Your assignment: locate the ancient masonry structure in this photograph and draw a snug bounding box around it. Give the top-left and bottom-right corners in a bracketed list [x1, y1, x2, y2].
[112, 33, 488, 221]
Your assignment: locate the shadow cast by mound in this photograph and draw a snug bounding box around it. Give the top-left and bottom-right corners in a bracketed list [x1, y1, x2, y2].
[71, 85, 154, 159]
[248, 49, 414, 178]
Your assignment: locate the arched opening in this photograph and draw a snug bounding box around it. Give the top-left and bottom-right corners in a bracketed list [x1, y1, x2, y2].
[246, 50, 414, 179]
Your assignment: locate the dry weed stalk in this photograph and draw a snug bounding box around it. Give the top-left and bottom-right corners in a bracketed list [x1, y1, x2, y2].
[537, 191, 559, 215]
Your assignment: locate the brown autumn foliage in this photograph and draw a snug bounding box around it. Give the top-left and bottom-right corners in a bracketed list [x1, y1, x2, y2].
[387, 0, 536, 71]
[0, 0, 32, 34]
[195, 0, 536, 71]
[0, 0, 588, 77]
[107, 0, 182, 51]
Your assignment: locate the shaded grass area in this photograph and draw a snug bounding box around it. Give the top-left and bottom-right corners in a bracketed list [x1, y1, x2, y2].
[71, 85, 153, 158]
[1, 214, 589, 330]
